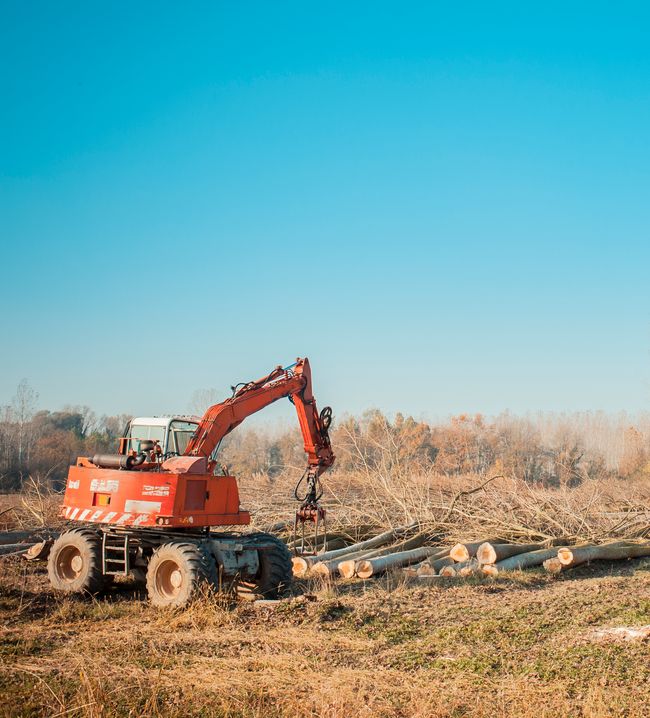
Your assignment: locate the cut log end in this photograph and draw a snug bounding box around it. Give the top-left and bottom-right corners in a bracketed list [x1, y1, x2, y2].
[439, 565, 457, 577]
[449, 543, 470, 563]
[416, 565, 436, 577]
[458, 562, 479, 577]
[557, 547, 574, 565]
[291, 557, 310, 577]
[310, 562, 333, 577]
[476, 542, 497, 565]
[543, 557, 564, 574]
[482, 564, 498, 577]
[338, 560, 358, 579]
[356, 561, 373, 579]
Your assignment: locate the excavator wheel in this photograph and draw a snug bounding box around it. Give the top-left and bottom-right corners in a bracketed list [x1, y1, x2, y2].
[47, 528, 106, 594]
[237, 534, 293, 600]
[146, 542, 218, 608]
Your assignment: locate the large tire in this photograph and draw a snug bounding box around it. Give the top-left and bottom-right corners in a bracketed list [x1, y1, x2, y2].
[47, 528, 105, 594]
[146, 542, 218, 608]
[238, 534, 293, 600]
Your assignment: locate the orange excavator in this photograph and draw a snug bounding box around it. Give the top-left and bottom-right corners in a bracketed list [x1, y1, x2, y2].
[47, 358, 334, 606]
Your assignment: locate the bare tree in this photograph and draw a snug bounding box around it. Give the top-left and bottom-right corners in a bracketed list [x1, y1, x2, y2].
[188, 388, 221, 416]
[12, 379, 38, 467]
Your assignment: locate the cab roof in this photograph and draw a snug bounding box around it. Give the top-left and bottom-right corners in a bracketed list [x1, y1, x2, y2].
[130, 415, 201, 427]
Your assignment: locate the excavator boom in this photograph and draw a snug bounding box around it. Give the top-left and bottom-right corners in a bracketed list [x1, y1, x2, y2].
[184, 358, 334, 477]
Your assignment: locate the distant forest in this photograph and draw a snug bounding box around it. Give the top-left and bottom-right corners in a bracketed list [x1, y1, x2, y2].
[1, 379, 649, 492]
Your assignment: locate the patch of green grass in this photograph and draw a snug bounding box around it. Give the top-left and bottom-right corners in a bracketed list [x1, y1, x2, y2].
[0, 635, 50, 658]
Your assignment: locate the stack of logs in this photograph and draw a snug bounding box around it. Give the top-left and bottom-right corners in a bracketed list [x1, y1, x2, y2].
[291, 525, 650, 581]
[409, 539, 650, 580]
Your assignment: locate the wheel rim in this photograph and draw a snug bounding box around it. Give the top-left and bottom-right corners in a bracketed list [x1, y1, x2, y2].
[155, 559, 185, 598]
[56, 545, 84, 582]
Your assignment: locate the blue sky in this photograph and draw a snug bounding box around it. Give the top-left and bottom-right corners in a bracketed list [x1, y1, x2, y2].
[1, 2, 648, 421]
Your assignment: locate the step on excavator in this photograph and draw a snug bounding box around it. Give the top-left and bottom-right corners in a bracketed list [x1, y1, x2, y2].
[48, 358, 335, 607]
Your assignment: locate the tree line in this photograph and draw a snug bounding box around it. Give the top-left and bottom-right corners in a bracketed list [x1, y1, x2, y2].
[1, 380, 648, 491]
[0, 380, 130, 490]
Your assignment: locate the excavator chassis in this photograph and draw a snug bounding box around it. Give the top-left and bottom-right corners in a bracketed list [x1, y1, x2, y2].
[47, 525, 293, 606]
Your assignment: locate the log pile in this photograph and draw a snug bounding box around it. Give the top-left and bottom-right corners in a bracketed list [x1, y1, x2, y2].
[290, 528, 650, 583]
[406, 539, 650, 582]
[6, 525, 650, 585]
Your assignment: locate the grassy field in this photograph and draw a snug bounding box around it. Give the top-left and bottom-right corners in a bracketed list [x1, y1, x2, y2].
[1, 552, 649, 718]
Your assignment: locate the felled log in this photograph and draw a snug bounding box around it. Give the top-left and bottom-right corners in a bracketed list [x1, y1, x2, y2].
[476, 542, 544, 565]
[338, 546, 396, 579]
[541, 541, 650, 575]
[292, 523, 417, 577]
[556, 541, 650, 569]
[481, 547, 564, 576]
[449, 539, 500, 563]
[355, 546, 449, 580]
[311, 549, 380, 577]
[0, 530, 58, 546]
[416, 556, 454, 577]
[338, 530, 437, 578]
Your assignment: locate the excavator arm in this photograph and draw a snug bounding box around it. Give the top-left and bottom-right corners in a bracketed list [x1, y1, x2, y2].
[184, 358, 335, 479]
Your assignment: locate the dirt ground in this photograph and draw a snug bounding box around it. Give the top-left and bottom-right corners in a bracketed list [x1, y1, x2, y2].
[1, 552, 649, 718]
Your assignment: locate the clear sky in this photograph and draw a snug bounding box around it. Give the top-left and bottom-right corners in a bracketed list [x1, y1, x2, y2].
[1, 2, 648, 421]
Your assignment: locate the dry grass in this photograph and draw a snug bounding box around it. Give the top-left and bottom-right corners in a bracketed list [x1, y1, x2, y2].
[1, 469, 650, 717]
[0, 477, 63, 531]
[1, 552, 650, 718]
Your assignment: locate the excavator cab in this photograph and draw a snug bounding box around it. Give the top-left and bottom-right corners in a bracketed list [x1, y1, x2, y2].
[122, 416, 200, 457]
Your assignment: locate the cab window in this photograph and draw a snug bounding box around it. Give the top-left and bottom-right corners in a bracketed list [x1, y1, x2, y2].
[167, 421, 198, 455]
[128, 424, 166, 453]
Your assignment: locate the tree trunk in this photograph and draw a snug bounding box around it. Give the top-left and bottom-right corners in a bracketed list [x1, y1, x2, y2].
[449, 539, 500, 563]
[355, 546, 449, 579]
[482, 547, 565, 575]
[556, 541, 650, 568]
[476, 542, 543, 565]
[291, 523, 417, 577]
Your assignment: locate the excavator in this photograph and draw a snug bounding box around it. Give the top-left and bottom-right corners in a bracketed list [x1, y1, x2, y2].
[47, 358, 335, 607]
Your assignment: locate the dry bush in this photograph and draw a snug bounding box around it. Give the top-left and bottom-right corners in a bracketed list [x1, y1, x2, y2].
[3, 475, 65, 530]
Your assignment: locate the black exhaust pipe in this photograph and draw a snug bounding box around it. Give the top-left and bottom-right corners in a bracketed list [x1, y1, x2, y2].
[91, 453, 147, 469]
